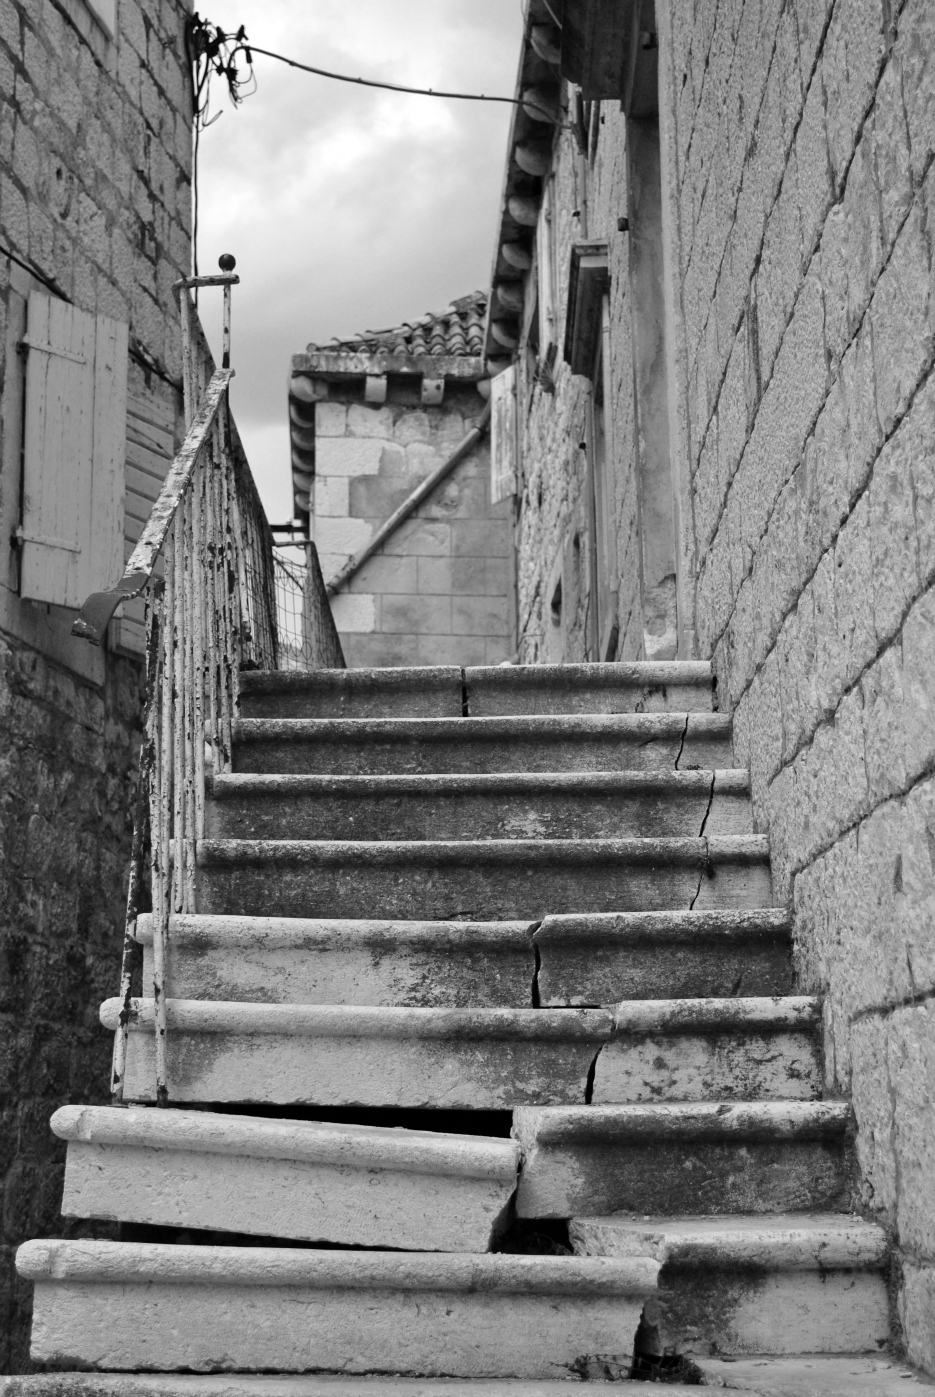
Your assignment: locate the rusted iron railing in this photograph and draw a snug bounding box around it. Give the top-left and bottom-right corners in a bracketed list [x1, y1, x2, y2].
[72, 260, 341, 1104]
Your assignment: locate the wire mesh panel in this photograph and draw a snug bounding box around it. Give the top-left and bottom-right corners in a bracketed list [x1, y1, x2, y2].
[273, 539, 345, 671]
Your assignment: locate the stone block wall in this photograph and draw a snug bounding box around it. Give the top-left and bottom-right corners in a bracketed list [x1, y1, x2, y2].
[667, 0, 935, 1370]
[317, 389, 515, 667]
[0, 0, 191, 1370]
[514, 108, 644, 663]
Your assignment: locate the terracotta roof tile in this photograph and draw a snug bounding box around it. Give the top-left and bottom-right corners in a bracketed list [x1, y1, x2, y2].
[308, 291, 487, 360]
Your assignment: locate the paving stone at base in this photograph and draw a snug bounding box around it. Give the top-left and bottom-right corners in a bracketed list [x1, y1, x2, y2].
[238, 668, 465, 720]
[17, 1241, 659, 1378]
[136, 915, 536, 1008]
[206, 770, 752, 842]
[101, 999, 613, 1107]
[0, 1380, 714, 1397]
[195, 836, 772, 922]
[53, 1105, 520, 1251]
[592, 998, 822, 1104]
[512, 1103, 853, 1218]
[231, 713, 733, 776]
[570, 1214, 890, 1356]
[535, 910, 793, 1003]
[462, 661, 715, 716]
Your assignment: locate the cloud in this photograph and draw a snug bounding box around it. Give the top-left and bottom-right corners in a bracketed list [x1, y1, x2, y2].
[196, 1, 523, 519]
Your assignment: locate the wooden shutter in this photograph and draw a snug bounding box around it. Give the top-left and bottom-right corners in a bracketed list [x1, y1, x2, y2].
[20, 292, 127, 609]
[110, 386, 177, 655]
[490, 366, 518, 504]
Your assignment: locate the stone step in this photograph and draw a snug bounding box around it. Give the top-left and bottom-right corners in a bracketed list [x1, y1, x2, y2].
[239, 667, 465, 720]
[591, 996, 822, 1104]
[535, 908, 792, 1003]
[135, 914, 537, 1008]
[463, 662, 715, 716]
[101, 995, 816, 1108]
[101, 999, 614, 1107]
[17, 1240, 659, 1377]
[237, 661, 716, 722]
[206, 769, 752, 842]
[6, 1361, 932, 1396]
[195, 835, 772, 921]
[52, 1104, 520, 1252]
[512, 1101, 853, 1218]
[569, 1213, 890, 1357]
[135, 909, 791, 1009]
[231, 712, 733, 776]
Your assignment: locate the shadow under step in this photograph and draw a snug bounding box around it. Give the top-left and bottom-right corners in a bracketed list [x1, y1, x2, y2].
[231, 712, 733, 776]
[101, 996, 819, 1109]
[206, 769, 752, 842]
[570, 1213, 890, 1357]
[17, 1241, 658, 1377]
[512, 1101, 853, 1217]
[238, 660, 716, 721]
[52, 1105, 519, 1252]
[195, 835, 772, 921]
[136, 909, 792, 1007]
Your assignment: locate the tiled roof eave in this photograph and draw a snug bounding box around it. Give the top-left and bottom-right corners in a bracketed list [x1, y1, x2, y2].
[291, 351, 487, 382]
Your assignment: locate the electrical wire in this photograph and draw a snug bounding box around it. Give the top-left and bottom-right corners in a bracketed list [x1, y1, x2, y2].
[244, 44, 524, 106]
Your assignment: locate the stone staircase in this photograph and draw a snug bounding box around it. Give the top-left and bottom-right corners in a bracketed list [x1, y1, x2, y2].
[14, 662, 898, 1389]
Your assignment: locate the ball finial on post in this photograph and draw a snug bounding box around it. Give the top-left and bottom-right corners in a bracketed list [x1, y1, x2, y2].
[219, 253, 236, 272]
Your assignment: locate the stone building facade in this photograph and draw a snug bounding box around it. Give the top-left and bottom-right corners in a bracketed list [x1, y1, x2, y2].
[489, 0, 935, 1374]
[0, 0, 191, 1369]
[289, 295, 515, 667]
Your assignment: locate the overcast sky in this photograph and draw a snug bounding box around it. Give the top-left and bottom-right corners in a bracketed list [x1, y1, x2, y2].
[197, 2, 524, 521]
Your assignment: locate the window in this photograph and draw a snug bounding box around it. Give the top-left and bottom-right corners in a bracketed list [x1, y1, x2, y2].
[18, 291, 127, 610]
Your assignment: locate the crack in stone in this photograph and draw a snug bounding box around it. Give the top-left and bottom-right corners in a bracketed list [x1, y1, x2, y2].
[698, 771, 716, 838]
[688, 838, 710, 911]
[584, 1044, 603, 1104]
[674, 714, 690, 770]
[459, 667, 470, 717]
[531, 937, 542, 1009]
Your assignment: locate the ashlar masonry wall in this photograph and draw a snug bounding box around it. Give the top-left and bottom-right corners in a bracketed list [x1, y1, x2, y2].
[666, 0, 935, 1370]
[315, 388, 514, 668]
[0, 0, 192, 1370]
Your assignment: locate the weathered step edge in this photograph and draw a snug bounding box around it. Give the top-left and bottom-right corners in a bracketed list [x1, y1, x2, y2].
[238, 667, 464, 720]
[568, 1213, 889, 1270]
[134, 914, 537, 951]
[610, 996, 820, 1034]
[535, 907, 790, 944]
[52, 1105, 520, 1180]
[233, 712, 731, 744]
[17, 1240, 660, 1294]
[513, 1100, 853, 1145]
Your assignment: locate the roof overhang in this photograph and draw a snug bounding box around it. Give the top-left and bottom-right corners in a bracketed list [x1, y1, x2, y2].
[559, 0, 643, 102]
[291, 351, 486, 383]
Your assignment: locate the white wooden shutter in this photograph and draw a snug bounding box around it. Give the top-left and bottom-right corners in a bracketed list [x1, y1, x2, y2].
[111, 386, 176, 655]
[20, 292, 127, 609]
[490, 365, 518, 504]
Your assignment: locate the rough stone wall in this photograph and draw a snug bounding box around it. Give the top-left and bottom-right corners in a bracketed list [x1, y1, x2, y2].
[317, 390, 514, 667]
[668, 0, 935, 1371]
[0, 0, 191, 1370]
[515, 106, 644, 663]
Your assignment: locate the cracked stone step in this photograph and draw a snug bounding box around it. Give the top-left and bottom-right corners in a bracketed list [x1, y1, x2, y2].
[535, 908, 792, 1003]
[134, 914, 537, 1007]
[462, 661, 716, 716]
[591, 996, 822, 1104]
[569, 1213, 890, 1358]
[195, 836, 772, 921]
[206, 770, 752, 842]
[17, 1240, 660, 1377]
[239, 667, 465, 720]
[231, 712, 733, 776]
[100, 999, 614, 1107]
[512, 1101, 853, 1218]
[51, 1105, 520, 1252]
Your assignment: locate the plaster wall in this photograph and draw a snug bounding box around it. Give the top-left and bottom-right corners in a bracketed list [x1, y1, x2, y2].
[0, 0, 191, 1369]
[665, 0, 935, 1371]
[315, 388, 515, 667]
